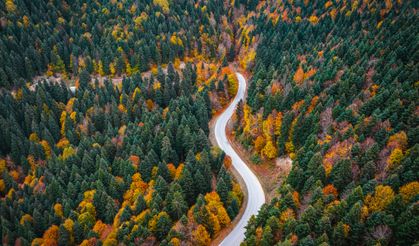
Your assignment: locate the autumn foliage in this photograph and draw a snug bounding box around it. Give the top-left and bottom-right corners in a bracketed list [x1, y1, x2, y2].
[192, 225, 211, 246]
[239, 1, 417, 245]
[322, 184, 338, 199]
[365, 185, 395, 213]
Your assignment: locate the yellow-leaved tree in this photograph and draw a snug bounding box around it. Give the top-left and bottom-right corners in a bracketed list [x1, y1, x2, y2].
[243, 104, 252, 134]
[261, 140, 277, 159]
[274, 112, 283, 136]
[204, 192, 231, 229]
[308, 15, 319, 25]
[153, 0, 169, 13]
[54, 203, 64, 217]
[40, 140, 52, 159]
[254, 135, 265, 153]
[399, 181, 419, 203]
[5, 0, 17, 13]
[387, 147, 404, 170]
[262, 114, 274, 139]
[192, 225, 211, 246]
[364, 185, 395, 213]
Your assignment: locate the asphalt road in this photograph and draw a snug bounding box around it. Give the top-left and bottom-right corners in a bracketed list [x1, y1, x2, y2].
[215, 72, 266, 246]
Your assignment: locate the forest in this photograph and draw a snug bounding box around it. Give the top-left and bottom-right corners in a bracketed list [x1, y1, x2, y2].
[0, 0, 245, 245]
[234, 0, 418, 245]
[0, 60, 247, 245]
[0, 0, 418, 245]
[0, 0, 242, 87]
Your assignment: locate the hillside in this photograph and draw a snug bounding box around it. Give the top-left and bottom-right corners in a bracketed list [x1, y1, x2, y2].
[0, 0, 418, 245]
[233, 0, 418, 245]
[0, 0, 245, 245]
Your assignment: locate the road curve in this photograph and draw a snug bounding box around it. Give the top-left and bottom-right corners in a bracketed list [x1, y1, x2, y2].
[215, 73, 266, 246]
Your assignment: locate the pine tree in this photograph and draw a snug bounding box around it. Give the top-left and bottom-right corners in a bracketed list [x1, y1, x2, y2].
[155, 176, 168, 199]
[135, 195, 147, 214]
[119, 206, 131, 222]
[216, 178, 229, 205]
[167, 189, 188, 220]
[155, 212, 172, 241]
[79, 70, 90, 89]
[161, 136, 174, 163]
[194, 170, 208, 196]
[58, 225, 71, 246]
[179, 169, 195, 205]
[261, 226, 273, 246]
[329, 159, 352, 191]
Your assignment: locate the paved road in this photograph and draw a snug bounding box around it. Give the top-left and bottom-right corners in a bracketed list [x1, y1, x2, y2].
[215, 73, 265, 246]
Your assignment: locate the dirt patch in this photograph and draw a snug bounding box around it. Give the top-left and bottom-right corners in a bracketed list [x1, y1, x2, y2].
[276, 157, 292, 177]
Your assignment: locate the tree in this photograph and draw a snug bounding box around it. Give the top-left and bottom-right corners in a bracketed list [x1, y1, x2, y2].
[161, 136, 173, 163]
[167, 189, 188, 220]
[261, 140, 277, 159]
[332, 222, 349, 245]
[194, 170, 210, 195]
[79, 70, 90, 89]
[216, 178, 229, 204]
[58, 224, 72, 246]
[293, 66, 305, 85]
[322, 184, 338, 199]
[227, 197, 240, 219]
[149, 212, 172, 241]
[398, 181, 418, 203]
[387, 148, 403, 170]
[329, 159, 352, 191]
[5, 0, 16, 13]
[236, 100, 244, 125]
[104, 201, 117, 224]
[254, 136, 265, 153]
[260, 226, 273, 246]
[192, 225, 211, 246]
[119, 206, 131, 222]
[42, 225, 60, 246]
[135, 195, 147, 214]
[193, 195, 211, 230]
[364, 185, 395, 213]
[78, 211, 95, 232]
[361, 161, 376, 182]
[81, 152, 95, 174]
[179, 169, 195, 205]
[395, 205, 419, 245]
[139, 150, 157, 182]
[228, 42, 236, 62]
[155, 176, 168, 199]
[153, 0, 170, 13]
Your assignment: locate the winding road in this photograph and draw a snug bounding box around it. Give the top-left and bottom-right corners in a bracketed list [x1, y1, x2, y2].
[215, 73, 266, 246]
